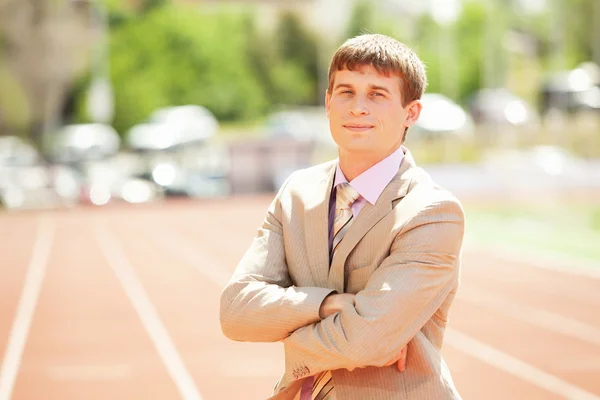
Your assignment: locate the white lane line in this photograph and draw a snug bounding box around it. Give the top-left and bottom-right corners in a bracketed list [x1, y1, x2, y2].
[445, 328, 600, 400]
[93, 221, 203, 400]
[460, 288, 600, 347]
[0, 217, 54, 400]
[143, 227, 230, 287]
[464, 241, 600, 280]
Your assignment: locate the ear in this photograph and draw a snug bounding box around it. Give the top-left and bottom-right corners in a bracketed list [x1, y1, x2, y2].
[325, 90, 332, 118]
[404, 100, 422, 128]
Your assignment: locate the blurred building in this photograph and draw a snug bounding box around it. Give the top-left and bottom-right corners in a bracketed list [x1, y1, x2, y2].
[0, 0, 96, 140]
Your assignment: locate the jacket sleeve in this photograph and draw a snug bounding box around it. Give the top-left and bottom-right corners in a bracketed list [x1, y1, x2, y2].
[220, 173, 336, 343]
[281, 198, 464, 375]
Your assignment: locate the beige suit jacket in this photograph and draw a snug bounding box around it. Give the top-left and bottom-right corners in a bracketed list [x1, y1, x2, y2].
[220, 149, 464, 400]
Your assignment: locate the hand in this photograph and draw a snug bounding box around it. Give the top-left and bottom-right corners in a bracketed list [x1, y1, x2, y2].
[384, 345, 408, 372]
[319, 293, 355, 319]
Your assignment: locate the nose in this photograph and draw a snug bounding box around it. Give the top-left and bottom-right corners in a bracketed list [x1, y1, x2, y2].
[349, 96, 369, 116]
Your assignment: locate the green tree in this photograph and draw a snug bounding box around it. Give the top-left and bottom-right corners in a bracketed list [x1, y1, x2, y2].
[77, 4, 271, 135]
[345, 0, 376, 39]
[555, 0, 597, 67]
[242, 14, 277, 99]
[414, 2, 492, 102]
[454, 2, 489, 99]
[274, 12, 319, 105]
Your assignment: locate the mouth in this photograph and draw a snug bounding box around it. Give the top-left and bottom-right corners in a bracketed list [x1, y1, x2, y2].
[343, 124, 375, 132]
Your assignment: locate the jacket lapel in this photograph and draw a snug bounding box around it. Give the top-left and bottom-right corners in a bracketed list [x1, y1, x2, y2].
[327, 149, 419, 293]
[303, 161, 337, 287]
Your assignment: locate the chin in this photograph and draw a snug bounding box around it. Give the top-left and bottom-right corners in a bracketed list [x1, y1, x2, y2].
[339, 143, 375, 154]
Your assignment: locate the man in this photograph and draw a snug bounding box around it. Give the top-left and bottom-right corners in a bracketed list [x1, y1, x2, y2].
[220, 33, 464, 400]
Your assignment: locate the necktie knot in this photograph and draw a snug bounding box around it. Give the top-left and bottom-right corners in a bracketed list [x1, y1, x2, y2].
[335, 182, 360, 210]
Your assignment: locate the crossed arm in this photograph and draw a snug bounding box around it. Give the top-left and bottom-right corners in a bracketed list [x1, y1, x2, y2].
[220, 185, 336, 343]
[281, 201, 463, 375]
[219, 186, 464, 373]
[318, 292, 408, 371]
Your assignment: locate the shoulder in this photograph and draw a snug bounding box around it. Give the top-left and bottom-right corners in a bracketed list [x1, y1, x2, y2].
[402, 166, 464, 219]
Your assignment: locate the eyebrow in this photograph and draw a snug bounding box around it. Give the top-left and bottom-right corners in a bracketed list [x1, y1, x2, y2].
[333, 83, 392, 95]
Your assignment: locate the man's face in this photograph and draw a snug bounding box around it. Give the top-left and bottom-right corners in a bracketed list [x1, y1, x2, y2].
[326, 65, 422, 160]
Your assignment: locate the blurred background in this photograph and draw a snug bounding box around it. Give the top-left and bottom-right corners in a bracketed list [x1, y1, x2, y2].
[1, 0, 599, 399]
[0, 0, 599, 253]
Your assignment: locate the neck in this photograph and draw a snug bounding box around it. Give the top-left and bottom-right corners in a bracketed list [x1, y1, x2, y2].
[338, 146, 401, 181]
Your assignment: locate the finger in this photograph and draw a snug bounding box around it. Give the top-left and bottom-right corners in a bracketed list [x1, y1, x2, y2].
[397, 347, 407, 372]
[397, 355, 406, 372]
[397, 358, 405, 372]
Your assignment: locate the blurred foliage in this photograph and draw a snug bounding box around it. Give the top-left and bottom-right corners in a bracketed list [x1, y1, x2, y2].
[413, 3, 487, 102]
[345, 0, 376, 38]
[407, 137, 483, 164]
[243, 11, 320, 107]
[73, 3, 320, 135]
[466, 202, 600, 262]
[71, 0, 600, 135]
[342, 0, 399, 43]
[1, 0, 598, 142]
[0, 62, 30, 135]
[275, 12, 320, 105]
[592, 207, 600, 232]
[78, 3, 271, 134]
[342, 0, 598, 104]
[337, 1, 498, 103]
[560, 0, 598, 68]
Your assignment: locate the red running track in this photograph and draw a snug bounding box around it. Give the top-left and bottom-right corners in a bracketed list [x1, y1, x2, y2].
[0, 198, 599, 400]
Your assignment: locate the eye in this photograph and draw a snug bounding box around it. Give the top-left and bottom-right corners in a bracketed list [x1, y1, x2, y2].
[371, 92, 385, 97]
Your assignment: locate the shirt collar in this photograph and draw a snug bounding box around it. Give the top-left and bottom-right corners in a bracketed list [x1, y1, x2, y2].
[333, 146, 405, 205]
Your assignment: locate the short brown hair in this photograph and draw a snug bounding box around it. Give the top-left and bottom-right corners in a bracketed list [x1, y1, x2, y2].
[327, 34, 427, 107]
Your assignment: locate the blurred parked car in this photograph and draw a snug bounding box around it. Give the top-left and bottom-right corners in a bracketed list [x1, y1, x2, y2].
[78, 154, 166, 206]
[0, 136, 80, 210]
[265, 107, 336, 149]
[44, 123, 120, 164]
[0, 136, 40, 166]
[540, 63, 600, 114]
[145, 160, 229, 198]
[410, 93, 474, 139]
[126, 105, 219, 152]
[468, 88, 540, 128]
[133, 139, 230, 199]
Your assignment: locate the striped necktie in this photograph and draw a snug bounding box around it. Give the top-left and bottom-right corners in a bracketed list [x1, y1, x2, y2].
[332, 182, 360, 256]
[300, 182, 360, 400]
